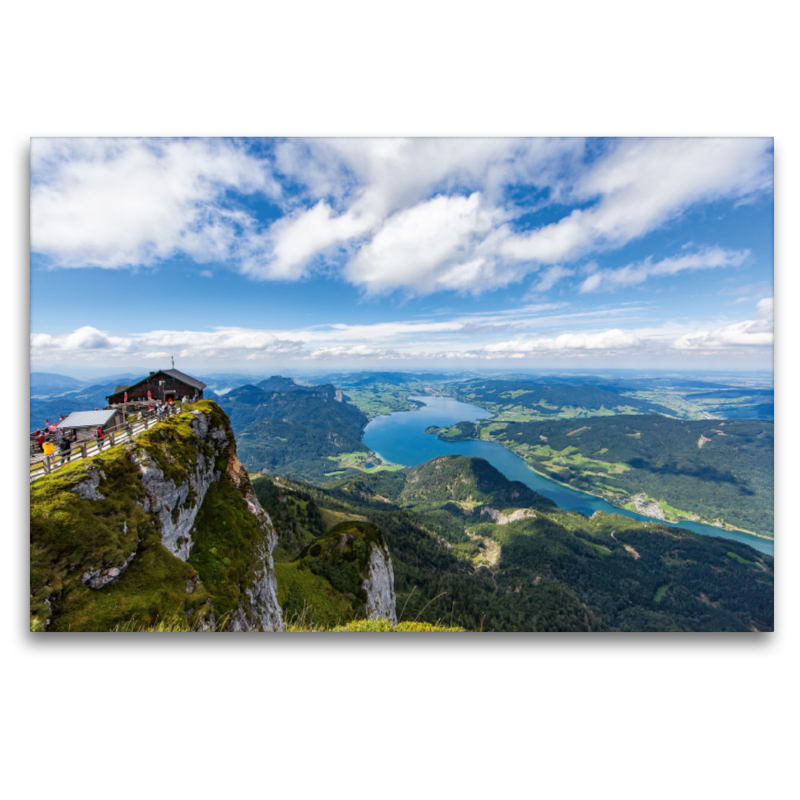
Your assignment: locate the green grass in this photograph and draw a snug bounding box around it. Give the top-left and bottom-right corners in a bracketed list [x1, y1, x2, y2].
[575, 537, 612, 555]
[331, 620, 464, 632]
[319, 507, 366, 532]
[274, 561, 355, 628]
[114, 614, 465, 632]
[726, 551, 757, 566]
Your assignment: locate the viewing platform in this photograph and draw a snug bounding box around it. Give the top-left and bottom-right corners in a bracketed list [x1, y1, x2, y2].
[30, 402, 187, 482]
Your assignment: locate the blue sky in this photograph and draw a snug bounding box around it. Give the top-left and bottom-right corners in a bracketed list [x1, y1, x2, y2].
[30, 137, 773, 375]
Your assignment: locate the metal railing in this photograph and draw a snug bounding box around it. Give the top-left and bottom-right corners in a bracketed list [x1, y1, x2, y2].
[30, 403, 189, 482]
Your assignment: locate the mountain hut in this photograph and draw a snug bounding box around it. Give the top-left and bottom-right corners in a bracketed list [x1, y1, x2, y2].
[105, 369, 206, 406]
[57, 409, 123, 442]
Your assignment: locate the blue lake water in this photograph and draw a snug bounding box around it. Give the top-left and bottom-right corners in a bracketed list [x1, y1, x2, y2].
[363, 396, 773, 557]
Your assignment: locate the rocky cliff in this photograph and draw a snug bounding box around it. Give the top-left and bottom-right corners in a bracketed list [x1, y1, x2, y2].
[30, 401, 283, 632]
[273, 519, 398, 627]
[362, 536, 397, 624]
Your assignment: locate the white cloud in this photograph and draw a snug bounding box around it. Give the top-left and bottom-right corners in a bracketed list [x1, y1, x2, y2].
[65, 326, 111, 350]
[579, 246, 749, 292]
[483, 329, 642, 354]
[346, 192, 511, 294]
[527, 265, 575, 295]
[673, 297, 774, 349]
[500, 138, 772, 266]
[31, 138, 279, 269]
[246, 201, 376, 280]
[31, 137, 772, 297]
[31, 299, 775, 367]
[277, 137, 583, 215]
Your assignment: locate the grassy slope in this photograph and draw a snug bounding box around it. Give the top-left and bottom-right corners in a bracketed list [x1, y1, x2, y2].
[253, 476, 395, 629]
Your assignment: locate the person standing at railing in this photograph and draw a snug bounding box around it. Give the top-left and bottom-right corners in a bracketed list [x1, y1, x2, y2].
[95, 427, 106, 450]
[59, 435, 72, 466]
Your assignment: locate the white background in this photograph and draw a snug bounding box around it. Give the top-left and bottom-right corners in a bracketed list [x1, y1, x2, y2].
[4, 3, 796, 799]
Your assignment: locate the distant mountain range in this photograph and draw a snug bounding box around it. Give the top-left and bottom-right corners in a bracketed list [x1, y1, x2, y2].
[30, 372, 89, 393]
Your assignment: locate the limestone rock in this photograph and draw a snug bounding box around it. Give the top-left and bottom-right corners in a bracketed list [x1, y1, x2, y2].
[363, 540, 397, 624]
[72, 468, 106, 501]
[81, 550, 136, 589]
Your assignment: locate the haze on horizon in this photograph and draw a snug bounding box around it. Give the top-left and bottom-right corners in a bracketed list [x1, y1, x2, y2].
[30, 137, 774, 375]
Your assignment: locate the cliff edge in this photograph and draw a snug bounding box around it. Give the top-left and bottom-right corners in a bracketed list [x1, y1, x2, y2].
[30, 401, 283, 632]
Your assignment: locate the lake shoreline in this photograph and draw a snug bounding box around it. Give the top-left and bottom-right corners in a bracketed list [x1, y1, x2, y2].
[452, 431, 773, 542]
[363, 396, 773, 552]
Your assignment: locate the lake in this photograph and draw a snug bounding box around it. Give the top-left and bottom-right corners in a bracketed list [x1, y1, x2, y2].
[363, 396, 774, 556]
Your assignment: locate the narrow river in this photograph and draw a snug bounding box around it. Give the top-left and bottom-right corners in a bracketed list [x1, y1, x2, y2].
[362, 396, 773, 556]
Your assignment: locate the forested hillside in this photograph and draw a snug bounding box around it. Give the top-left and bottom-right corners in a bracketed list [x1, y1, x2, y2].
[447, 379, 674, 421]
[216, 379, 371, 481]
[255, 456, 773, 632]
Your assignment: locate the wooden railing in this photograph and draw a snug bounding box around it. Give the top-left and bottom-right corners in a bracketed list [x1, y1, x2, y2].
[30, 403, 188, 482]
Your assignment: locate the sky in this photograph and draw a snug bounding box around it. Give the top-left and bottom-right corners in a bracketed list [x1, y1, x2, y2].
[30, 137, 774, 376]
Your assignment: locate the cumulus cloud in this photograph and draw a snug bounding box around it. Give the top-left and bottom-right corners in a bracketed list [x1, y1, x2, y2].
[31, 137, 772, 297]
[29, 325, 306, 362]
[65, 326, 112, 349]
[275, 137, 583, 216]
[501, 138, 772, 266]
[31, 138, 279, 269]
[346, 193, 512, 294]
[265, 137, 772, 293]
[245, 200, 376, 280]
[31, 306, 644, 365]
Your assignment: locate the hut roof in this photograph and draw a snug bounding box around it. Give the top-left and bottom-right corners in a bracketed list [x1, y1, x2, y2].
[58, 409, 118, 429]
[106, 369, 206, 402]
[160, 369, 206, 390]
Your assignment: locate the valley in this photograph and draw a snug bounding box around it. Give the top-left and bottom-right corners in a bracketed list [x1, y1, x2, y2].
[29, 369, 775, 632]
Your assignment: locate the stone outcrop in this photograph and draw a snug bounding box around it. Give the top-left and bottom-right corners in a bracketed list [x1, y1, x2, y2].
[127, 407, 284, 632]
[362, 539, 397, 624]
[295, 519, 398, 626]
[480, 506, 537, 525]
[225, 452, 282, 632]
[81, 549, 137, 589]
[131, 409, 230, 561]
[72, 468, 106, 501]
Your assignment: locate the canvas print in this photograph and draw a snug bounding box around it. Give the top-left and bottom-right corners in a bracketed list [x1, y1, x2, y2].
[29, 138, 774, 632]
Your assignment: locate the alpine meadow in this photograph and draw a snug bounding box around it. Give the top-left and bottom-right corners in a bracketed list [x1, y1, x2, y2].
[29, 137, 774, 632]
